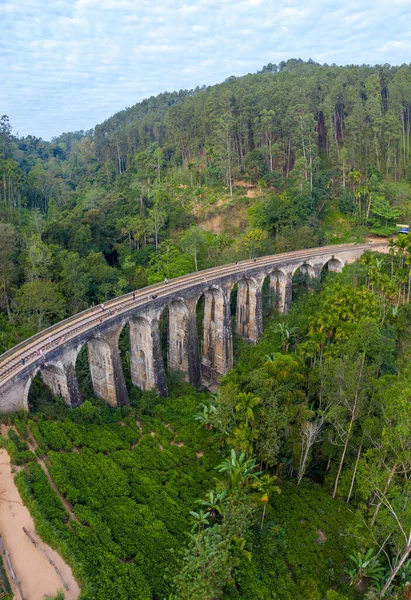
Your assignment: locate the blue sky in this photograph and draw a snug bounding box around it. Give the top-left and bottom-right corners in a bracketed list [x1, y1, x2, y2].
[1, 0, 411, 140]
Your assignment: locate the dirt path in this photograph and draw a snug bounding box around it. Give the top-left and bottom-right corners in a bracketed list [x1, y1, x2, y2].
[24, 425, 79, 523]
[0, 448, 80, 600]
[36, 455, 79, 523]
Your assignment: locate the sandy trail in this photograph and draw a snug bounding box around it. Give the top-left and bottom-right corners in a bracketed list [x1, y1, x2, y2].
[0, 448, 80, 600]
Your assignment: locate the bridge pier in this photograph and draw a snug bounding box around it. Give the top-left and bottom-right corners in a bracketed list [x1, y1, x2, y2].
[168, 301, 190, 379]
[87, 326, 129, 407]
[0, 372, 32, 413]
[168, 299, 201, 388]
[270, 270, 293, 314]
[41, 349, 82, 408]
[129, 312, 168, 396]
[236, 276, 264, 342]
[186, 297, 202, 389]
[201, 285, 233, 385]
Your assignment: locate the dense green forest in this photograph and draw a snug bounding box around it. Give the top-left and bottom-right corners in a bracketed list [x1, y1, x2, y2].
[3, 59, 411, 599]
[2, 59, 411, 349]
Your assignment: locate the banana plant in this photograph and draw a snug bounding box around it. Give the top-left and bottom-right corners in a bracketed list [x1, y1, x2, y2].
[346, 548, 385, 587]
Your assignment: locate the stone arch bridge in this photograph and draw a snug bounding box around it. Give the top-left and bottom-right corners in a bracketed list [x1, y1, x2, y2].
[0, 243, 387, 413]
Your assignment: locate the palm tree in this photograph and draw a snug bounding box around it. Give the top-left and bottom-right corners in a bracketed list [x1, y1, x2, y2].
[393, 269, 409, 305]
[396, 234, 407, 268]
[215, 449, 260, 491]
[252, 474, 280, 529]
[367, 256, 385, 292]
[235, 392, 260, 426]
[388, 238, 396, 278]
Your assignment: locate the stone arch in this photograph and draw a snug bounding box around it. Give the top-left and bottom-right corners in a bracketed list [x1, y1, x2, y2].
[195, 285, 226, 356]
[292, 262, 316, 279]
[195, 284, 226, 307]
[322, 257, 343, 274]
[292, 261, 318, 300]
[24, 367, 41, 411]
[85, 324, 129, 407]
[25, 352, 83, 409]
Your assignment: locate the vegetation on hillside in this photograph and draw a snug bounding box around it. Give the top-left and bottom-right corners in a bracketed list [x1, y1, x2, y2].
[2, 245, 411, 598]
[3, 60, 411, 599]
[2, 60, 411, 351]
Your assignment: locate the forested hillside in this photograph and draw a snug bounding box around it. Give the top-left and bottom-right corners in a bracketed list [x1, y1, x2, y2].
[1, 59, 411, 350]
[3, 60, 411, 600]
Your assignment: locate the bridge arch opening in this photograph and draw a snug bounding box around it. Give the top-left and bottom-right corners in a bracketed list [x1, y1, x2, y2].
[292, 262, 317, 301]
[27, 366, 70, 413]
[321, 257, 343, 281]
[158, 306, 169, 373]
[26, 369, 48, 411]
[75, 343, 91, 397]
[118, 322, 131, 380]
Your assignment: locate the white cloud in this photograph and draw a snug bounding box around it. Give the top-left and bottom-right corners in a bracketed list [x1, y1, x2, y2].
[1, 0, 411, 139]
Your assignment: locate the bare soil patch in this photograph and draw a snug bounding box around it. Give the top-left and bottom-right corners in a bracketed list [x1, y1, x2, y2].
[315, 529, 327, 543]
[0, 449, 80, 600]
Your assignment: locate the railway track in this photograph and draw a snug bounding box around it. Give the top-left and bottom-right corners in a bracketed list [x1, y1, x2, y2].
[0, 242, 385, 388]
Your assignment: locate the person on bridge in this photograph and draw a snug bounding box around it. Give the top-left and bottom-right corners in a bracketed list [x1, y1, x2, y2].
[21, 358, 25, 366]
[101, 303, 105, 311]
[164, 278, 168, 284]
[133, 292, 136, 300]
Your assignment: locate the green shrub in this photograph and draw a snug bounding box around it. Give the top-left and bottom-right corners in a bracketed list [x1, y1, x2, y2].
[6, 430, 35, 465]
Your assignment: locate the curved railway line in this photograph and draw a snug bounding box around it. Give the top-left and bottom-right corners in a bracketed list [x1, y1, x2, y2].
[0, 242, 386, 391]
